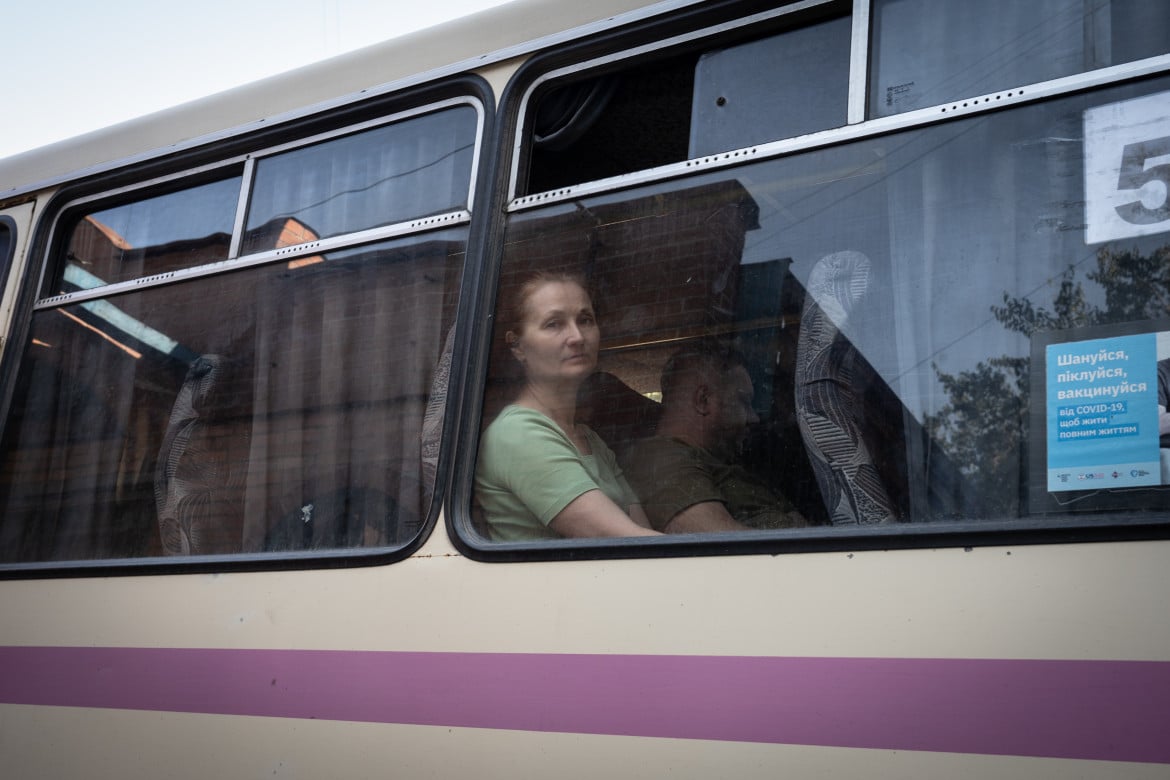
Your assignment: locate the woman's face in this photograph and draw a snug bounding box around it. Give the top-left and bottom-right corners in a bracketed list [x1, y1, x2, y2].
[509, 281, 599, 387]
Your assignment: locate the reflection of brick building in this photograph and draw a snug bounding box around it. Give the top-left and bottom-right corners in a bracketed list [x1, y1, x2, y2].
[63, 213, 322, 292]
[64, 216, 133, 277]
[499, 179, 758, 351]
[62, 215, 232, 289]
[243, 216, 324, 266]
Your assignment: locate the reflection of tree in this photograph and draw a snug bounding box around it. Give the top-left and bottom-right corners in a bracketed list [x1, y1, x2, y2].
[925, 245, 1170, 516]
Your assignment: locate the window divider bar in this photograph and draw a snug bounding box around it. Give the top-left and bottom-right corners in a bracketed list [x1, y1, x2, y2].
[228, 158, 256, 261]
[33, 209, 472, 310]
[848, 0, 871, 124]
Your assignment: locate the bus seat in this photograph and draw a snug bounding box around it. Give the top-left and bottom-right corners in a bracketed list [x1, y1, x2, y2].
[794, 251, 897, 525]
[154, 354, 251, 554]
[422, 323, 501, 541]
[262, 486, 402, 551]
[421, 324, 456, 507]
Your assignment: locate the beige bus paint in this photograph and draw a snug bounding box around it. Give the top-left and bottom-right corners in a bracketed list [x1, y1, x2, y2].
[1, 529, 1167, 662]
[0, 201, 38, 345]
[2, 703, 1168, 780]
[477, 58, 527, 107]
[0, 0, 699, 200]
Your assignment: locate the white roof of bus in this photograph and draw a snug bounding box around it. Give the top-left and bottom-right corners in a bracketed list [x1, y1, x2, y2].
[0, 0, 699, 200]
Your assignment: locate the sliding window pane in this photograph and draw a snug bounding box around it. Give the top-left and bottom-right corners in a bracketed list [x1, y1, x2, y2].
[871, 0, 1170, 117]
[242, 105, 478, 254]
[0, 230, 464, 562]
[50, 175, 241, 294]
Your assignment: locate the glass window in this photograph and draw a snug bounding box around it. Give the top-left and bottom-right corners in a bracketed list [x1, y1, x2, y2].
[1, 95, 481, 566]
[49, 176, 242, 294]
[242, 105, 478, 255]
[871, 0, 1170, 117]
[477, 74, 1170, 543]
[0, 231, 464, 562]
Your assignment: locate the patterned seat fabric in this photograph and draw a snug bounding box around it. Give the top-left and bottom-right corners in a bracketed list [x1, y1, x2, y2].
[154, 355, 249, 554]
[795, 251, 897, 525]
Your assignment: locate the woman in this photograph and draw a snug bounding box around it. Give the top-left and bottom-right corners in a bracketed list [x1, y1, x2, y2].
[475, 271, 659, 541]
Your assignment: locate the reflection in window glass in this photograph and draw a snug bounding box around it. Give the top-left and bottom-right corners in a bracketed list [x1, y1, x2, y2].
[51, 176, 242, 294]
[242, 105, 478, 255]
[479, 75, 1170, 542]
[870, 0, 1170, 117]
[0, 231, 464, 562]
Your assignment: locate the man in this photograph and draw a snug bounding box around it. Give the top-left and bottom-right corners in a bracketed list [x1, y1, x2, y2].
[622, 340, 808, 533]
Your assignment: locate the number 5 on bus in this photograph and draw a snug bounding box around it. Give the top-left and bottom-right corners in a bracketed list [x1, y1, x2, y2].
[1084, 90, 1170, 243]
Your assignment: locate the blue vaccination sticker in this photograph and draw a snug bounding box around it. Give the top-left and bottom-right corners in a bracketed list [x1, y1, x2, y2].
[1046, 331, 1160, 491]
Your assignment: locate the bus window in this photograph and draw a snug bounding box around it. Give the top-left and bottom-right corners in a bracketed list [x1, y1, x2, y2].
[870, 0, 1170, 117]
[0, 100, 478, 566]
[242, 104, 479, 255]
[474, 61, 1170, 545]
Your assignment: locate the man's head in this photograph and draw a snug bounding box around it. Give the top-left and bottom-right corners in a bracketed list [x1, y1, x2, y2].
[658, 340, 758, 458]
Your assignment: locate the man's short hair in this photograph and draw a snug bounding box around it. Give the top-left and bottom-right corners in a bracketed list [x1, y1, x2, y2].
[659, 339, 746, 404]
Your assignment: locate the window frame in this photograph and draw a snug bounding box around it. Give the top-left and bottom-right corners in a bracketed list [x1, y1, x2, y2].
[450, 0, 1170, 562]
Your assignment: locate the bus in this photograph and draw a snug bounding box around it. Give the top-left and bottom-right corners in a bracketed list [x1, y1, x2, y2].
[1, 0, 1168, 776]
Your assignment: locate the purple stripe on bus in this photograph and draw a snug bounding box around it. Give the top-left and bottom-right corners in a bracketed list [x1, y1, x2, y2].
[1, 647, 1167, 764]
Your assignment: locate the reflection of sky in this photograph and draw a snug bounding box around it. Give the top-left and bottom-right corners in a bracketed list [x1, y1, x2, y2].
[90, 177, 240, 249]
[63, 265, 187, 358]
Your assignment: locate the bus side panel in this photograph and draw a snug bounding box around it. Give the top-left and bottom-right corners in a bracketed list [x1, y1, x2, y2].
[3, 705, 1169, 780]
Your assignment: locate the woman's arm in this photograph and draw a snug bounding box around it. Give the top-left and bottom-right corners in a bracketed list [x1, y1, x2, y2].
[549, 490, 661, 538]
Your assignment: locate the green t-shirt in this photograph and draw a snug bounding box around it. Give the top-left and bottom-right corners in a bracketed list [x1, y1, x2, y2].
[475, 405, 638, 541]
